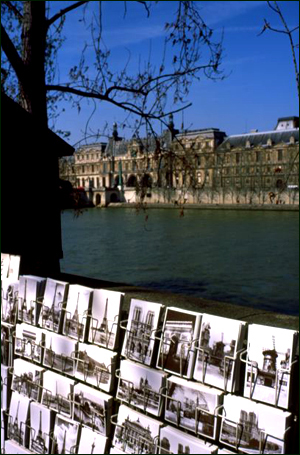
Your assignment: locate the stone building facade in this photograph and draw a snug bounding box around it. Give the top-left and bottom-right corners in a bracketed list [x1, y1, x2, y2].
[59, 116, 299, 206]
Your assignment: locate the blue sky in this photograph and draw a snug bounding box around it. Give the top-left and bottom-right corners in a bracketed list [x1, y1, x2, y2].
[47, 1, 299, 146]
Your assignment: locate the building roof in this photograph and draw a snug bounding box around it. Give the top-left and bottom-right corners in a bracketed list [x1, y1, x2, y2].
[217, 128, 299, 150]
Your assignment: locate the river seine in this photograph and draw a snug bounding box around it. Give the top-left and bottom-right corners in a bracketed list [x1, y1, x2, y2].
[60, 208, 299, 316]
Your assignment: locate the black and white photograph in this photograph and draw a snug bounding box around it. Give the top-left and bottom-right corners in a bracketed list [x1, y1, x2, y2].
[18, 276, 46, 325]
[12, 358, 43, 401]
[73, 382, 112, 435]
[244, 324, 298, 409]
[1, 365, 11, 410]
[51, 414, 79, 455]
[62, 284, 92, 341]
[165, 375, 223, 439]
[110, 449, 127, 454]
[117, 359, 166, 416]
[159, 425, 217, 454]
[15, 323, 44, 363]
[7, 255, 21, 281]
[39, 278, 69, 332]
[157, 307, 201, 378]
[121, 299, 163, 366]
[1, 322, 13, 366]
[219, 395, 292, 454]
[88, 288, 123, 350]
[30, 402, 53, 454]
[217, 449, 237, 454]
[5, 439, 34, 454]
[42, 371, 74, 417]
[1, 278, 18, 325]
[8, 391, 30, 446]
[76, 342, 116, 392]
[78, 426, 107, 454]
[112, 404, 162, 454]
[43, 332, 76, 375]
[194, 314, 245, 392]
[1, 253, 10, 279]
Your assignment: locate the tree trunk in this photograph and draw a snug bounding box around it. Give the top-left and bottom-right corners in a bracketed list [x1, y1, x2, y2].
[21, 1, 48, 127]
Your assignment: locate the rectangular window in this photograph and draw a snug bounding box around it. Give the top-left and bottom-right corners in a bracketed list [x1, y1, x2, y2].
[91, 165, 94, 172]
[235, 153, 240, 164]
[255, 152, 260, 162]
[278, 149, 283, 161]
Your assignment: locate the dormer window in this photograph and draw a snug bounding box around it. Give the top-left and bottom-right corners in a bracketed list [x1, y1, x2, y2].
[290, 136, 295, 144]
[246, 140, 251, 148]
[267, 138, 272, 146]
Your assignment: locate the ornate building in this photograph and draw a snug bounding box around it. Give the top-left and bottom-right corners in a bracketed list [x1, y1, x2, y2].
[59, 116, 299, 206]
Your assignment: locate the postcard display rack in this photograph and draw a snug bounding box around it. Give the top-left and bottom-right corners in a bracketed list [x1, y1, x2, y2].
[1, 254, 299, 454]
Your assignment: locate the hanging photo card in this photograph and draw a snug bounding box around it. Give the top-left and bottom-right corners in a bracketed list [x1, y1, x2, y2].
[194, 314, 246, 392]
[110, 449, 127, 454]
[73, 382, 113, 436]
[43, 332, 77, 375]
[244, 324, 298, 409]
[156, 307, 201, 378]
[18, 276, 46, 325]
[1, 365, 11, 411]
[159, 425, 218, 454]
[30, 402, 54, 454]
[1, 322, 14, 367]
[52, 414, 79, 455]
[76, 343, 117, 392]
[1, 278, 19, 325]
[62, 284, 93, 341]
[38, 278, 69, 333]
[78, 426, 108, 454]
[219, 395, 292, 454]
[15, 323, 44, 364]
[12, 358, 44, 402]
[112, 404, 162, 454]
[88, 288, 124, 350]
[8, 255, 21, 281]
[42, 370, 74, 417]
[165, 375, 223, 439]
[117, 359, 166, 417]
[8, 391, 30, 447]
[121, 299, 163, 366]
[1, 253, 10, 279]
[5, 440, 34, 454]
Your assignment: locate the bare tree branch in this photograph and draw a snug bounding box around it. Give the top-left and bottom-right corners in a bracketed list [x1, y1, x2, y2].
[1, 23, 26, 83]
[2, 1, 23, 21]
[47, 1, 89, 27]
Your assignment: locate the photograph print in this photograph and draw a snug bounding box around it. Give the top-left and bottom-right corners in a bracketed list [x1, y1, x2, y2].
[76, 342, 117, 392]
[219, 395, 291, 454]
[78, 426, 107, 454]
[1, 365, 11, 411]
[1, 278, 18, 325]
[8, 391, 30, 447]
[39, 278, 68, 332]
[88, 288, 123, 350]
[1, 253, 10, 279]
[52, 414, 79, 455]
[244, 324, 298, 409]
[15, 323, 44, 363]
[165, 375, 222, 439]
[159, 425, 217, 454]
[12, 358, 43, 401]
[194, 314, 245, 391]
[113, 404, 162, 454]
[62, 284, 92, 341]
[157, 307, 201, 378]
[117, 359, 166, 416]
[1, 322, 13, 366]
[43, 332, 76, 375]
[7, 255, 21, 281]
[30, 402, 53, 454]
[121, 299, 163, 366]
[73, 382, 112, 435]
[42, 370, 74, 417]
[5, 439, 35, 454]
[18, 276, 45, 325]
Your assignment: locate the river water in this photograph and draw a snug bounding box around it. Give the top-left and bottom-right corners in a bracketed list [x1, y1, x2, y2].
[60, 208, 299, 316]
